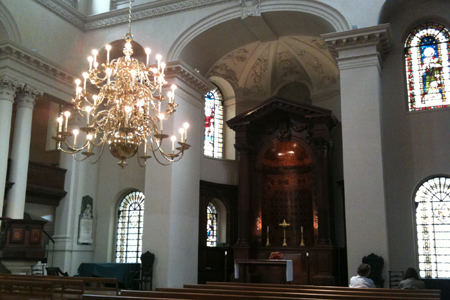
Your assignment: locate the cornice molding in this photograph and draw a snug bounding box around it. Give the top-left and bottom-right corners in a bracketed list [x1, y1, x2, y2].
[228, 96, 338, 130]
[0, 41, 75, 86]
[322, 23, 392, 58]
[165, 60, 215, 95]
[34, 0, 86, 31]
[87, 0, 236, 31]
[33, 0, 235, 32]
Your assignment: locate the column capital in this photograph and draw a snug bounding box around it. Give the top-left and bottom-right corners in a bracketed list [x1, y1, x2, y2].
[16, 85, 44, 109]
[0, 76, 24, 102]
[322, 24, 392, 58]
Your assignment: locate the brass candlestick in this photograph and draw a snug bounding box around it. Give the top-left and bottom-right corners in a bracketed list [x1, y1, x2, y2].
[279, 219, 290, 247]
[300, 226, 305, 247]
[266, 226, 271, 246]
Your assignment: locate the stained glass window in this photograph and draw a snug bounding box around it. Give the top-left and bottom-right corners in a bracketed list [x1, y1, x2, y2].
[415, 177, 450, 278]
[204, 86, 224, 158]
[116, 191, 145, 263]
[207, 202, 217, 247]
[405, 23, 450, 111]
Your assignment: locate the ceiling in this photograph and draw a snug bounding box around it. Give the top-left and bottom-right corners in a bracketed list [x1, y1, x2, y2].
[178, 11, 339, 100]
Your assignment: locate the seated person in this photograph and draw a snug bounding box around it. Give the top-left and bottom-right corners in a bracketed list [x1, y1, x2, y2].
[398, 267, 426, 289]
[349, 263, 376, 288]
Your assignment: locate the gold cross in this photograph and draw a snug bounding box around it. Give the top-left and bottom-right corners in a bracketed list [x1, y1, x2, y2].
[279, 219, 290, 246]
[279, 219, 290, 228]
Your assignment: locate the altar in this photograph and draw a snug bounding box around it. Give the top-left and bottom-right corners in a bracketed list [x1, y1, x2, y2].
[234, 259, 293, 283]
[77, 263, 140, 289]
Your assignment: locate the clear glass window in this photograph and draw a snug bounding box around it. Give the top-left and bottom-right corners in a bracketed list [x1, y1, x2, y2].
[116, 191, 145, 263]
[415, 177, 450, 278]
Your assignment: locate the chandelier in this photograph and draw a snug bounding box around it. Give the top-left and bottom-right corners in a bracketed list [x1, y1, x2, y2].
[53, 0, 190, 168]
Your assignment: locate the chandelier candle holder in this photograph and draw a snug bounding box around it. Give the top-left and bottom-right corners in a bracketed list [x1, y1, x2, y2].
[53, 0, 190, 168]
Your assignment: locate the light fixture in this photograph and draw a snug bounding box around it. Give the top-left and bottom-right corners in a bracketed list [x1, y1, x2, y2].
[53, 0, 190, 168]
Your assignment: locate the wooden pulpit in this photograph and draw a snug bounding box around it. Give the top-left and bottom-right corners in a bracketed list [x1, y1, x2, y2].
[0, 219, 47, 259]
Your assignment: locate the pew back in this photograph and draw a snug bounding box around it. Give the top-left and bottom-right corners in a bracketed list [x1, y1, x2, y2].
[121, 290, 259, 300]
[2, 274, 119, 295]
[0, 278, 54, 300]
[187, 283, 439, 299]
[156, 287, 439, 300]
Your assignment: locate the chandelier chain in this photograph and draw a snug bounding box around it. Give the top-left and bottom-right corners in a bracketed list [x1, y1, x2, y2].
[128, 0, 132, 36]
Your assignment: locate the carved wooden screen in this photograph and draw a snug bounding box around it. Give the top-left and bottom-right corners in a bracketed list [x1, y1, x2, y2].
[261, 141, 315, 247]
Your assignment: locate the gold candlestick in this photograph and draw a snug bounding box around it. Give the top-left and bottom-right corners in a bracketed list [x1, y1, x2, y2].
[279, 219, 290, 247]
[266, 225, 271, 246]
[300, 226, 305, 247]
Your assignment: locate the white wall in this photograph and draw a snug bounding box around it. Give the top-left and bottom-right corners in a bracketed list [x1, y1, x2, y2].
[380, 0, 450, 272]
[95, 151, 145, 263]
[2, 0, 85, 74]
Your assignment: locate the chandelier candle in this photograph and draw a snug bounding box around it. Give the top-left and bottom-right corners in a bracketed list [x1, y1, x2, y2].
[53, 0, 190, 168]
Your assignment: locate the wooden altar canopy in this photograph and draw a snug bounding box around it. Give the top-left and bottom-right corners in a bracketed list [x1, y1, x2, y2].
[227, 96, 338, 285]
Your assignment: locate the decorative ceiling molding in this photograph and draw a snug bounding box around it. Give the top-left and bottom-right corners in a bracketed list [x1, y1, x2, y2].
[33, 0, 236, 32]
[0, 40, 76, 101]
[87, 0, 235, 31]
[0, 41, 75, 86]
[34, 0, 86, 31]
[165, 60, 215, 95]
[322, 23, 393, 58]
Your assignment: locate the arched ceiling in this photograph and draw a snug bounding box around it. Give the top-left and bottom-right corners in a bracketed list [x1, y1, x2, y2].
[179, 11, 336, 75]
[206, 36, 338, 99]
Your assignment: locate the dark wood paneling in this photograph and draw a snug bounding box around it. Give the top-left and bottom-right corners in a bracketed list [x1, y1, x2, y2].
[227, 97, 339, 285]
[4, 160, 67, 207]
[198, 180, 238, 283]
[0, 219, 47, 259]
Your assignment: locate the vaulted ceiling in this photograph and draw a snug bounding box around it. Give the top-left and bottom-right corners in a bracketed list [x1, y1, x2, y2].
[179, 11, 339, 100]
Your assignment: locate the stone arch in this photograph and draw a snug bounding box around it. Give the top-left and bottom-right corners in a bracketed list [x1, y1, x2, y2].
[0, 1, 22, 43]
[167, 0, 351, 63]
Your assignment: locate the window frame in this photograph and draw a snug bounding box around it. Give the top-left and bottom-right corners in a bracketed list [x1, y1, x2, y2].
[404, 22, 450, 112]
[206, 202, 218, 247]
[115, 190, 145, 263]
[203, 85, 224, 159]
[414, 175, 450, 279]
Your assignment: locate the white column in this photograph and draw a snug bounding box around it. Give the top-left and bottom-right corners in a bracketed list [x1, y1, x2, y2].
[145, 62, 213, 288]
[5, 85, 43, 219]
[0, 76, 23, 217]
[323, 24, 392, 285]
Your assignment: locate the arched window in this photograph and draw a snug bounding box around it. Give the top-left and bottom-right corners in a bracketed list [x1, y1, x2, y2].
[414, 176, 450, 278]
[204, 86, 224, 158]
[207, 202, 218, 247]
[405, 23, 450, 111]
[116, 191, 145, 263]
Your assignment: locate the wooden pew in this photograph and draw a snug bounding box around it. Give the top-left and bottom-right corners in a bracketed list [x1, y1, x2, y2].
[206, 282, 441, 298]
[3, 274, 119, 296]
[82, 296, 188, 300]
[74, 276, 119, 295]
[121, 290, 260, 300]
[2, 275, 85, 299]
[0, 278, 54, 300]
[155, 287, 439, 300]
[188, 283, 440, 299]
